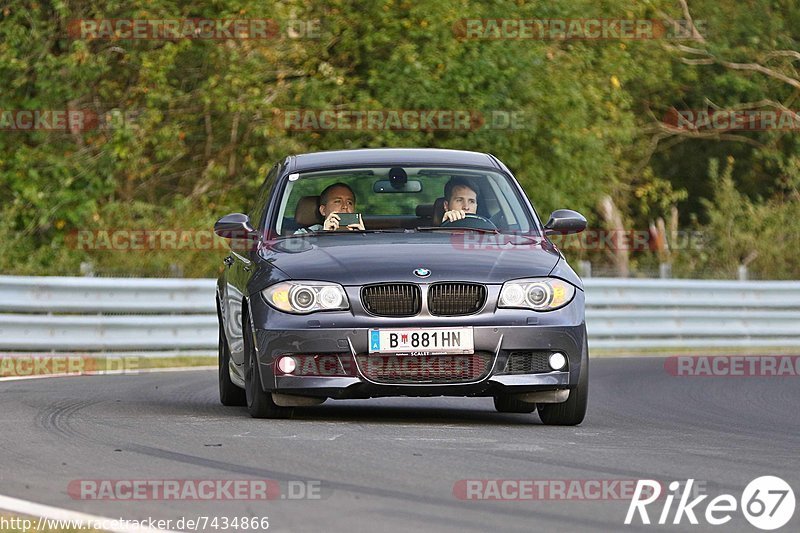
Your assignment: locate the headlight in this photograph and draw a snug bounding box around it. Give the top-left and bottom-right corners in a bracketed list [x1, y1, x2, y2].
[498, 278, 576, 311]
[262, 281, 350, 314]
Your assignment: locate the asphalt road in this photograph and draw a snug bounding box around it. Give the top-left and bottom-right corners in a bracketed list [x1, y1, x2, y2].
[0, 357, 798, 532]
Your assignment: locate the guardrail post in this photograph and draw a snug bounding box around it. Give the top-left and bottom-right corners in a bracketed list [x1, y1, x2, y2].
[738, 264, 748, 281]
[578, 260, 592, 278]
[79, 262, 95, 277]
[659, 263, 672, 279]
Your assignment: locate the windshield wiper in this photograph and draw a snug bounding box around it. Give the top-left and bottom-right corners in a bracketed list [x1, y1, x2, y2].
[415, 226, 499, 234]
[279, 228, 410, 237]
[356, 228, 410, 233]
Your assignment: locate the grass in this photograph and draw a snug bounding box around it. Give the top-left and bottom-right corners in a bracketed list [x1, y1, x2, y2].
[591, 346, 800, 358]
[0, 354, 216, 378]
[128, 355, 216, 369]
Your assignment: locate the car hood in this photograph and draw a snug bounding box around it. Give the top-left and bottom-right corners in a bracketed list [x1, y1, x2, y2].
[258, 232, 560, 285]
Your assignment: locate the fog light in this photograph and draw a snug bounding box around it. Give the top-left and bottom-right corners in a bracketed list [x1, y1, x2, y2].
[277, 356, 297, 374]
[549, 352, 567, 371]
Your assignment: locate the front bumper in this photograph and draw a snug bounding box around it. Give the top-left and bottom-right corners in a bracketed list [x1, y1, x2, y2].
[270, 371, 573, 400]
[249, 288, 586, 400]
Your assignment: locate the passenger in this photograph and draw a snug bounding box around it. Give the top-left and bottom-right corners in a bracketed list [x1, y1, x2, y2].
[441, 177, 479, 223]
[295, 182, 365, 233]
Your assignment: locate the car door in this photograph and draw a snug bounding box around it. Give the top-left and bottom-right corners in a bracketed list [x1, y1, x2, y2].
[221, 163, 280, 367]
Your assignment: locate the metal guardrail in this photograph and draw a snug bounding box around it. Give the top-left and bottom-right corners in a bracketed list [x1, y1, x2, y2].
[584, 279, 800, 349]
[1, 275, 799, 352]
[0, 276, 215, 314]
[0, 276, 216, 351]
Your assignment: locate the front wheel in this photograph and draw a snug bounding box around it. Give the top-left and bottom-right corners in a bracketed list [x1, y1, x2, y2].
[538, 341, 588, 426]
[218, 308, 246, 406]
[243, 313, 293, 419]
[493, 395, 536, 413]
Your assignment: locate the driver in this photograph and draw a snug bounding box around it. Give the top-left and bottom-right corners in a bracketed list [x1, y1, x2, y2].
[441, 177, 479, 223]
[295, 182, 365, 234]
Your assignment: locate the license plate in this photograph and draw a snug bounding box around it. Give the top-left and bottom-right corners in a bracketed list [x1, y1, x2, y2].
[368, 327, 474, 354]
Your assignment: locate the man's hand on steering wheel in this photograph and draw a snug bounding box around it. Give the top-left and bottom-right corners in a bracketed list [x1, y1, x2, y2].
[442, 209, 467, 223]
[441, 212, 492, 225]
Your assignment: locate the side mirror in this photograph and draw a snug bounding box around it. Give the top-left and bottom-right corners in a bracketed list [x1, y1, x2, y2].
[214, 213, 258, 239]
[544, 209, 587, 235]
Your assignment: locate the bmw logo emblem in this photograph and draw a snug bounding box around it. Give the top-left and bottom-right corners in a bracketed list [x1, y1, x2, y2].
[413, 268, 431, 278]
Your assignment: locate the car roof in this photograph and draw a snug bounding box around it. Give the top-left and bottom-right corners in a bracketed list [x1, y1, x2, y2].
[287, 148, 503, 173]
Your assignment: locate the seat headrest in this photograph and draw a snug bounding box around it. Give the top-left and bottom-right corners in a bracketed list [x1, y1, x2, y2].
[295, 195, 322, 227]
[415, 204, 434, 218]
[432, 197, 446, 225]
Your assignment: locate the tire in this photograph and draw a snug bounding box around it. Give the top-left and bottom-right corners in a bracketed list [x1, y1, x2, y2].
[538, 340, 588, 426]
[218, 306, 246, 406]
[243, 312, 293, 419]
[493, 395, 537, 413]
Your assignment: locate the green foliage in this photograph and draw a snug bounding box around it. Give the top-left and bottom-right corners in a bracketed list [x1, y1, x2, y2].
[0, 0, 798, 278]
[692, 157, 800, 279]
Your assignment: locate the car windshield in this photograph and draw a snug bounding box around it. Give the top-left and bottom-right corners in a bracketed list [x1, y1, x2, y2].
[273, 166, 539, 236]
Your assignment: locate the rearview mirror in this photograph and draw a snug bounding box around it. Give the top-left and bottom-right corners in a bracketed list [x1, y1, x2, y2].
[214, 213, 258, 239]
[544, 209, 587, 235]
[373, 180, 422, 193]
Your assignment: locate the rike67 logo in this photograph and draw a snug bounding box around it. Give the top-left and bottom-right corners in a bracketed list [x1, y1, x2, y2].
[626, 477, 795, 530]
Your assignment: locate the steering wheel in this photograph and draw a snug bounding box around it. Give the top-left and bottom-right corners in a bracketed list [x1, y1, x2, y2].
[440, 213, 498, 231]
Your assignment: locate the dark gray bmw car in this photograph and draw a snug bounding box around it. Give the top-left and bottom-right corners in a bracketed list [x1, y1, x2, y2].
[214, 148, 588, 424]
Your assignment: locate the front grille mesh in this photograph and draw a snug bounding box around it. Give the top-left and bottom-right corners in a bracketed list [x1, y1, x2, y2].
[502, 351, 554, 374]
[428, 283, 486, 316]
[361, 283, 421, 317]
[356, 352, 494, 384]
